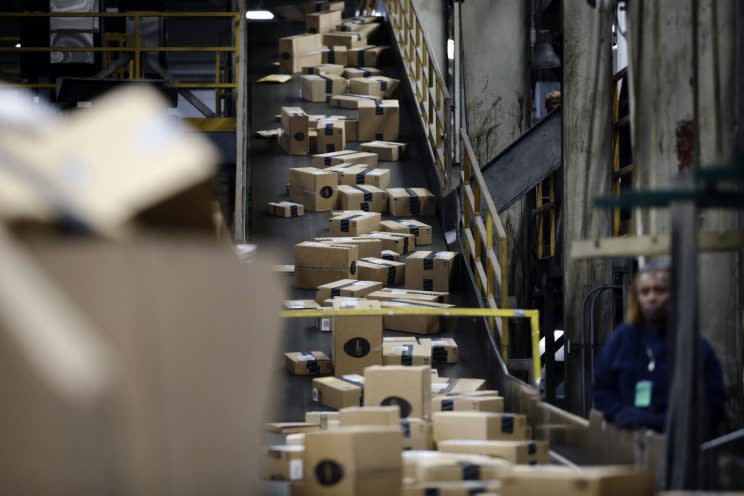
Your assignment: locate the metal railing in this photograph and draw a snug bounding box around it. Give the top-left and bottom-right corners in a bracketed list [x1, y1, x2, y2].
[0, 11, 239, 131]
[386, 0, 451, 193]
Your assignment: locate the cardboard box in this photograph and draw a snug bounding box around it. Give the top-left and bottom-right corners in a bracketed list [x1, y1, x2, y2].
[306, 411, 341, 427]
[303, 63, 346, 76]
[419, 337, 458, 364]
[364, 365, 432, 419]
[499, 466, 655, 496]
[437, 439, 550, 465]
[312, 376, 364, 410]
[349, 76, 400, 98]
[431, 378, 486, 395]
[363, 231, 415, 255]
[431, 395, 504, 413]
[327, 164, 368, 184]
[314, 236, 383, 258]
[286, 351, 333, 376]
[432, 412, 528, 444]
[317, 279, 382, 303]
[343, 66, 383, 78]
[289, 167, 338, 211]
[330, 94, 380, 109]
[332, 299, 383, 376]
[280, 107, 310, 155]
[414, 455, 511, 482]
[268, 201, 305, 218]
[315, 119, 346, 154]
[262, 445, 305, 481]
[279, 34, 323, 73]
[403, 481, 502, 495]
[357, 257, 405, 286]
[383, 341, 432, 366]
[338, 23, 383, 43]
[313, 150, 379, 168]
[387, 187, 436, 217]
[330, 211, 381, 236]
[381, 299, 456, 334]
[339, 406, 400, 427]
[322, 45, 348, 65]
[401, 418, 433, 450]
[366, 288, 450, 304]
[323, 31, 368, 48]
[361, 140, 406, 161]
[301, 74, 348, 102]
[340, 167, 390, 189]
[308, 129, 318, 154]
[380, 220, 432, 246]
[303, 426, 403, 496]
[338, 185, 388, 212]
[381, 250, 400, 262]
[306, 0, 345, 13]
[358, 100, 400, 141]
[384, 336, 419, 344]
[294, 242, 359, 289]
[306, 10, 343, 34]
[405, 251, 458, 292]
[342, 118, 359, 142]
[346, 44, 390, 65]
[284, 299, 322, 310]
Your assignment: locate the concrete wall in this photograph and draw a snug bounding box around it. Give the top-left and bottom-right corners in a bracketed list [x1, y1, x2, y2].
[412, 0, 446, 79]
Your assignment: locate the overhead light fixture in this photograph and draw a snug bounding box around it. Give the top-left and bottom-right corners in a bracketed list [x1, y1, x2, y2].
[447, 39, 454, 60]
[15, 43, 21, 48]
[246, 10, 274, 20]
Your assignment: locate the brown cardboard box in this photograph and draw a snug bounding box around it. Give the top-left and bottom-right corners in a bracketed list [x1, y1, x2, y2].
[313, 150, 379, 168]
[419, 337, 458, 364]
[499, 466, 655, 496]
[346, 44, 390, 65]
[338, 24, 383, 44]
[387, 187, 437, 217]
[403, 481, 502, 495]
[405, 251, 458, 292]
[332, 299, 383, 376]
[367, 288, 450, 304]
[315, 119, 346, 154]
[363, 231, 415, 255]
[286, 351, 333, 376]
[283, 299, 322, 310]
[384, 336, 419, 344]
[322, 45, 349, 65]
[305, 0, 345, 13]
[301, 74, 348, 102]
[381, 299, 456, 334]
[361, 140, 407, 161]
[330, 211, 381, 236]
[431, 395, 504, 413]
[288, 167, 338, 211]
[308, 128, 318, 154]
[364, 365, 432, 419]
[340, 167, 390, 189]
[280, 107, 310, 155]
[343, 66, 383, 78]
[330, 94, 380, 109]
[261, 445, 305, 481]
[338, 185, 388, 212]
[303, 63, 346, 76]
[342, 118, 359, 142]
[317, 279, 382, 303]
[381, 249, 400, 262]
[279, 34, 323, 73]
[268, 201, 305, 218]
[306, 10, 343, 34]
[357, 257, 405, 285]
[314, 236, 383, 258]
[306, 411, 341, 426]
[414, 455, 511, 482]
[358, 100, 400, 141]
[432, 412, 528, 444]
[380, 219, 432, 246]
[339, 406, 400, 427]
[294, 242, 359, 289]
[327, 164, 368, 183]
[431, 378, 486, 395]
[437, 439, 550, 465]
[323, 31, 368, 48]
[383, 341, 432, 366]
[303, 426, 403, 496]
[312, 376, 364, 410]
[349, 76, 400, 98]
[401, 418, 434, 450]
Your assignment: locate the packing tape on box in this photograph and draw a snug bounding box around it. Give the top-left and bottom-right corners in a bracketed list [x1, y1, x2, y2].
[374, 99, 384, 116]
[319, 74, 333, 94]
[502, 415, 514, 433]
[401, 221, 420, 237]
[355, 168, 369, 184]
[362, 258, 398, 285]
[401, 344, 413, 366]
[440, 398, 454, 411]
[352, 185, 374, 202]
[330, 280, 361, 298]
[423, 252, 438, 270]
[357, 48, 365, 66]
[400, 419, 411, 438]
[404, 188, 421, 216]
[290, 205, 300, 217]
[380, 79, 388, 92]
[432, 344, 448, 364]
[339, 214, 364, 233]
[423, 279, 434, 291]
[459, 462, 481, 481]
[385, 232, 410, 254]
[327, 46, 336, 63]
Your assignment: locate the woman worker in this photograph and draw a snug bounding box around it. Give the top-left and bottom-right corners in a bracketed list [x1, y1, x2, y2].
[592, 263, 726, 433]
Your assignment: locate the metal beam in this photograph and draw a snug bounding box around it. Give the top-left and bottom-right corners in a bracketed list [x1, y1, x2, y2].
[570, 230, 744, 259]
[141, 56, 216, 118]
[92, 54, 133, 80]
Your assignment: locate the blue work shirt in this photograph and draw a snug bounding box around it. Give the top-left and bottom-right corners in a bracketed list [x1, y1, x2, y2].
[592, 322, 726, 433]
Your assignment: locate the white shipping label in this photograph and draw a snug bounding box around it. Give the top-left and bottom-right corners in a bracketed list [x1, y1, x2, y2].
[320, 318, 332, 331]
[391, 346, 408, 352]
[431, 383, 449, 392]
[342, 374, 364, 384]
[298, 354, 316, 361]
[290, 459, 303, 480]
[288, 300, 306, 309]
[312, 387, 319, 402]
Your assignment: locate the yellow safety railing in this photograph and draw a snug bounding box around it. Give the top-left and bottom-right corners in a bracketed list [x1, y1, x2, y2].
[386, 0, 451, 194]
[282, 306, 540, 383]
[459, 129, 510, 362]
[0, 11, 239, 131]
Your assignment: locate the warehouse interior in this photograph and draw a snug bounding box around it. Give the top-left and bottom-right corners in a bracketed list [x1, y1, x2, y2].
[1, 0, 743, 494]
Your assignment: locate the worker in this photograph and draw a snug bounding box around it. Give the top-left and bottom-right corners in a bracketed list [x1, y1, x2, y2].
[592, 263, 726, 433]
[545, 90, 561, 113]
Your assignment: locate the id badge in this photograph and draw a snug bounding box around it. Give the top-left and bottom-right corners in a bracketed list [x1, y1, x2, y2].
[634, 380, 653, 408]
